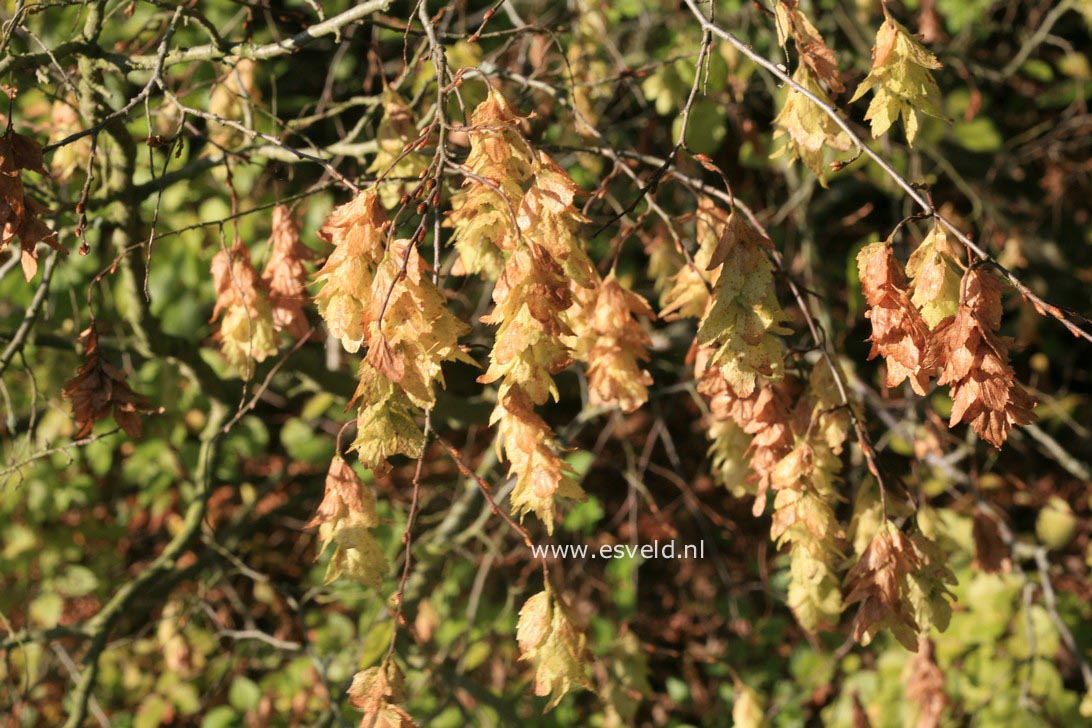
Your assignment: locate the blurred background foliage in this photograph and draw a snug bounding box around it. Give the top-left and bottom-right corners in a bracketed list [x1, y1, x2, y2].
[1, 0, 1091, 726]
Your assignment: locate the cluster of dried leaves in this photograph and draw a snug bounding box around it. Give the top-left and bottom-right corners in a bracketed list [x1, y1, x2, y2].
[210, 203, 313, 377]
[659, 195, 973, 651]
[858, 228, 1036, 448]
[307, 456, 386, 589]
[0, 125, 61, 279]
[844, 521, 955, 650]
[452, 92, 654, 534]
[771, 0, 944, 184]
[61, 326, 158, 439]
[346, 661, 415, 728]
[516, 588, 593, 708]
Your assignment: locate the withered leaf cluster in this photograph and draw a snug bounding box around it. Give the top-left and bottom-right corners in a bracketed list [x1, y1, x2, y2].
[568, 273, 655, 414]
[845, 521, 955, 651]
[927, 267, 1037, 449]
[771, 2, 851, 184]
[858, 238, 1036, 448]
[307, 455, 386, 589]
[61, 326, 158, 439]
[1, 126, 61, 280]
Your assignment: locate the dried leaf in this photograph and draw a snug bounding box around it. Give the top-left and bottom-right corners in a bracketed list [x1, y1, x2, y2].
[447, 90, 535, 279]
[211, 243, 277, 377]
[775, 0, 845, 93]
[361, 238, 473, 409]
[770, 441, 845, 632]
[61, 327, 158, 439]
[772, 66, 852, 185]
[568, 273, 654, 413]
[0, 127, 62, 280]
[516, 589, 592, 709]
[347, 662, 416, 728]
[315, 189, 389, 353]
[261, 204, 313, 340]
[493, 387, 586, 534]
[846, 522, 954, 649]
[905, 637, 949, 728]
[309, 455, 387, 589]
[697, 209, 791, 400]
[845, 521, 921, 649]
[478, 244, 574, 405]
[857, 241, 934, 395]
[350, 369, 426, 469]
[926, 267, 1036, 448]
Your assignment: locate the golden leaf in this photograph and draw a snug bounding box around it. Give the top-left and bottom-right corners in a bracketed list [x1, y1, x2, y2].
[516, 589, 592, 709]
[493, 388, 586, 533]
[309, 455, 387, 589]
[772, 66, 852, 185]
[568, 274, 655, 413]
[315, 189, 389, 353]
[850, 11, 944, 146]
[906, 222, 962, 328]
[446, 89, 535, 279]
[350, 370, 426, 468]
[696, 210, 791, 400]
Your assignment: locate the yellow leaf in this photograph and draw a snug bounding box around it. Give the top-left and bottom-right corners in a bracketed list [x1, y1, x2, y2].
[850, 12, 944, 146]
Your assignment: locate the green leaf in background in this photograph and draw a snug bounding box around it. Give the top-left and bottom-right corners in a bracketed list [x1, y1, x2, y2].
[228, 676, 261, 712]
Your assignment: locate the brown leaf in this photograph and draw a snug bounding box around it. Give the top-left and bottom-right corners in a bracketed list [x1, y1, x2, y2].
[857, 242, 934, 395]
[0, 128, 62, 280]
[778, 0, 845, 94]
[845, 523, 921, 649]
[905, 637, 949, 728]
[568, 274, 654, 413]
[971, 507, 1011, 573]
[61, 327, 158, 439]
[695, 345, 795, 515]
[261, 204, 313, 340]
[927, 267, 1036, 448]
[306, 455, 378, 530]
